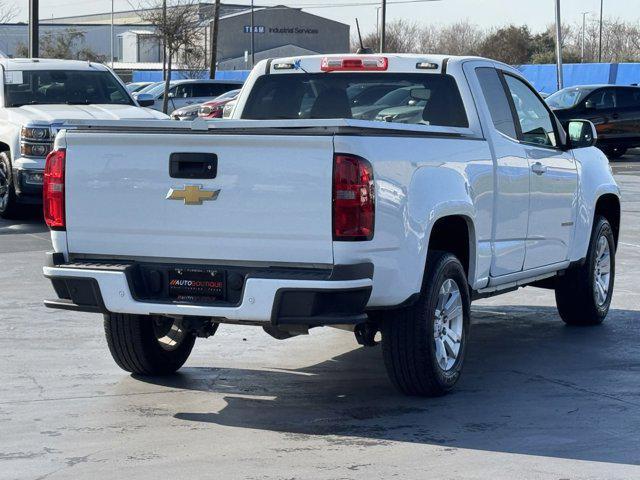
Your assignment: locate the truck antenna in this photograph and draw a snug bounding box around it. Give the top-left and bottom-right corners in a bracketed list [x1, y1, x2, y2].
[355, 18, 372, 54]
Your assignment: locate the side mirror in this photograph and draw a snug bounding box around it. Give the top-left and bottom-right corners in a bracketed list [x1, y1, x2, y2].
[136, 93, 155, 108]
[584, 99, 596, 110]
[566, 119, 597, 149]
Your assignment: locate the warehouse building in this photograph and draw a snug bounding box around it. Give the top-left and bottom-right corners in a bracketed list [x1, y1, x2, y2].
[0, 3, 350, 69]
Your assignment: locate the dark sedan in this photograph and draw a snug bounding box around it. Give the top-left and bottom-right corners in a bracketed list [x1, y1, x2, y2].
[547, 85, 640, 159]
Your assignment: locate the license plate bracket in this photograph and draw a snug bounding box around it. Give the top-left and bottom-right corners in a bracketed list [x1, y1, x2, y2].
[168, 268, 226, 303]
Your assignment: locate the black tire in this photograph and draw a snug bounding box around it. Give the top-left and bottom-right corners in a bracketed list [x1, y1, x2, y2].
[381, 251, 471, 397]
[555, 216, 615, 326]
[0, 151, 23, 219]
[104, 313, 196, 375]
[601, 146, 627, 160]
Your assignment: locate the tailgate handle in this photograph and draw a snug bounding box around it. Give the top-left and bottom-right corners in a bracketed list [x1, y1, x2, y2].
[169, 153, 217, 179]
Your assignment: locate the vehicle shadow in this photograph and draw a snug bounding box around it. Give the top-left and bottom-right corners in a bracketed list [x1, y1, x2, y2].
[136, 304, 640, 465]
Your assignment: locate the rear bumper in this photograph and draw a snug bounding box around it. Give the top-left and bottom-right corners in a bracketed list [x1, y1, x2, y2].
[43, 257, 373, 326]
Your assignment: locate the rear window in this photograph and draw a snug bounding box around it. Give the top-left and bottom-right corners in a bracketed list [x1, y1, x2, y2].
[241, 73, 468, 128]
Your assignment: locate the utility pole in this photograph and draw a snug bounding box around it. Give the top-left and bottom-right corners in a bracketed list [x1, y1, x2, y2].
[379, 0, 386, 53]
[28, 0, 39, 58]
[581, 12, 589, 63]
[554, 0, 563, 90]
[110, 0, 115, 67]
[208, 0, 220, 79]
[598, 0, 603, 62]
[250, 0, 255, 68]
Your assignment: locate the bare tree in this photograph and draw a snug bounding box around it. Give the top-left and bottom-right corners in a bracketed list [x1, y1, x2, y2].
[137, 0, 203, 113]
[419, 21, 484, 55]
[355, 19, 420, 53]
[0, 1, 17, 24]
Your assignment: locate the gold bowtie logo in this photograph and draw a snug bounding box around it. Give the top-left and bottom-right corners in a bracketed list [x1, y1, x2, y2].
[166, 185, 220, 205]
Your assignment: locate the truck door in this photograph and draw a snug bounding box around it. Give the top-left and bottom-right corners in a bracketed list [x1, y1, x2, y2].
[500, 73, 578, 270]
[471, 65, 530, 276]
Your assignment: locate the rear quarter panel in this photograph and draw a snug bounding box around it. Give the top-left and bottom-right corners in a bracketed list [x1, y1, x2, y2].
[333, 134, 494, 307]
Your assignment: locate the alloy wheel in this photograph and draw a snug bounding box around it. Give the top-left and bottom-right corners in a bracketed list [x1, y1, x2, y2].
[433, 278, 464, 371]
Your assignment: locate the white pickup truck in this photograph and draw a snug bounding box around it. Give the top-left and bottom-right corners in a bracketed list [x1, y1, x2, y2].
[43, 54, 621, 397]
[0, 58, 167, 218]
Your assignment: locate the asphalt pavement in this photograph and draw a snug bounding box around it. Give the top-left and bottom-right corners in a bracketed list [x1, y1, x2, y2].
[1, 153, 639, 480]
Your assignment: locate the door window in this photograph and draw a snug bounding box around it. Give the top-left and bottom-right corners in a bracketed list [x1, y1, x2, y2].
[173, 84, 192, 98]
[503, 74, 558, 148]
[476, 67, 518, 139]
[585, 89, 616, 110]
[616, 88, 640, 108]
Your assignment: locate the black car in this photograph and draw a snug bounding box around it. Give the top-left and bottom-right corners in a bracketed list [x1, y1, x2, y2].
[546, 84, 640, 159]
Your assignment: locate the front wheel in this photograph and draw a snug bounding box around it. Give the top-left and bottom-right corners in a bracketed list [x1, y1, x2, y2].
[381, 251, 471, 397]
[0, 152, 22, 219]
[104, 313, 196, 375]
[555, 216, 615, 325]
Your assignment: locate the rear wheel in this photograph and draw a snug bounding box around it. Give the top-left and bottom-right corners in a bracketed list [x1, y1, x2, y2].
[381, 251, 471, 397]
[0, 152, 22, 219]
[104, 313, 196, 375]
[555, 216, 615, 325]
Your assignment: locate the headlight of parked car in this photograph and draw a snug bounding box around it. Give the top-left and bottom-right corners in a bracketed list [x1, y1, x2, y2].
[20, 126, 53, 157]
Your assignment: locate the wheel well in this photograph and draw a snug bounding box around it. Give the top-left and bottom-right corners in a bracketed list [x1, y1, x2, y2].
[428, 215, 471, 279]
[595, 194, 621, 248]
[0, 142, 10, 156]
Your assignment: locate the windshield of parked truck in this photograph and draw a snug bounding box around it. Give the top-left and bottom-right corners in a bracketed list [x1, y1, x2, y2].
[4, 70, 133, 107]
[241, 73, 469, 127]
[546, 87, 593, 109]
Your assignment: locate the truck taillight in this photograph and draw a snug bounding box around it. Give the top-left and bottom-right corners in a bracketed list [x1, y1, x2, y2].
[333, 154, 374, 241]
[43, 148, 66, 230]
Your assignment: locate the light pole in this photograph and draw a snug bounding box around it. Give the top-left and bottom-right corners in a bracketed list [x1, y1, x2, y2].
[580, 11, 589, 63]
[250, 0, 255, 68]
[110, 0, 114, 67]
[29, 0, 39, 58]
[598, 0, 603, 62]
[375, 6, 381, 39]
[554, 0, 563, 90]
[379, 0, 386, 53]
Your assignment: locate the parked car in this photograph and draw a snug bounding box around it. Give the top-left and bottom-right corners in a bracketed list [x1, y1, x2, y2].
[43, 54, 620, 397]
[170, 103, 202, 121]
[0, 58, 168, 218]
[126, 81, 154, 93]
[198, 89, 241, 118]
[138, 79, 244, 112]
[546, 84, 640, 159]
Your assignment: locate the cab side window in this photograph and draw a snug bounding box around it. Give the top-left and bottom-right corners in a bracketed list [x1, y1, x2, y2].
[476, 67, 518, 139]
[174, 84, 192, 98]
[503, 74, 557, 148]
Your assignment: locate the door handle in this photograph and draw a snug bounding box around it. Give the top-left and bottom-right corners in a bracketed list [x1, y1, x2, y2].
[531, 162, 547, 175]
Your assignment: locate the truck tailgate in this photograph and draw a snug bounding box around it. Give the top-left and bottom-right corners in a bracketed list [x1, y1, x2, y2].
[64, 131, 334, 265]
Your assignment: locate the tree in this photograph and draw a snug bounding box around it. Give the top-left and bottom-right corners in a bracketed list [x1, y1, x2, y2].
[137, 0, 203, 113]
[419, 21, 484, 56]
[0, 1, 17, 23]
[479, 25, 532, 65]
[354, 19, 420, 53]
[16, 28, 105, 62]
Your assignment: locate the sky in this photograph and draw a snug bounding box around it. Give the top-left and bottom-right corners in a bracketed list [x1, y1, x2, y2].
[11, 0, 640, 37]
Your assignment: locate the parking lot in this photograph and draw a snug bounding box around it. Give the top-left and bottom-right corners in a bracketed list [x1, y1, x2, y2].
[0, 153, 638, 479]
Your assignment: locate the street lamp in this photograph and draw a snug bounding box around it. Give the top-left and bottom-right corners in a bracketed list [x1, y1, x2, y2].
[598, 0, 604, 62]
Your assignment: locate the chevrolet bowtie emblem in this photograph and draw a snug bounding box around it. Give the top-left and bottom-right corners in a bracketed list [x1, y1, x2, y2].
[166, 185, 220, 205]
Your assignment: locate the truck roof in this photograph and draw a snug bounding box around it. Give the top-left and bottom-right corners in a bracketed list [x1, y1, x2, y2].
[262, 53, 511, 74]
[0, 57, 111, 71]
